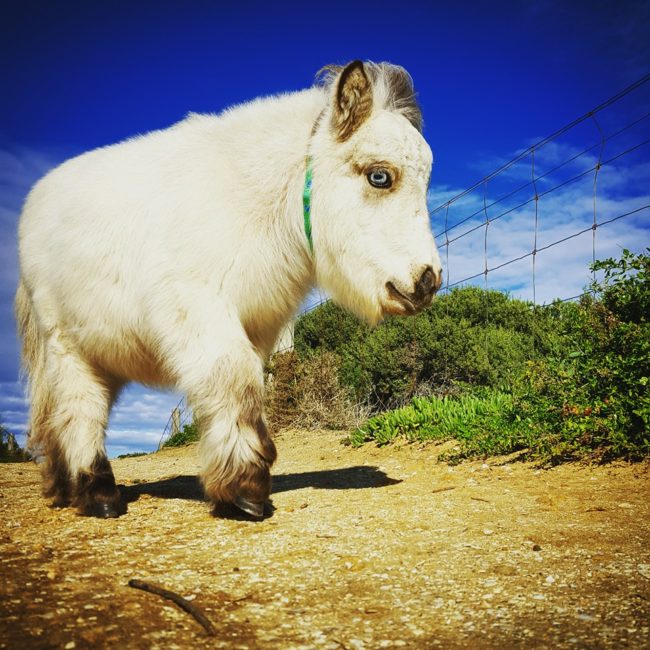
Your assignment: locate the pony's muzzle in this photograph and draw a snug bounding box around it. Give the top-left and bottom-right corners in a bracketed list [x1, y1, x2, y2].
[386, 265, 442, 314]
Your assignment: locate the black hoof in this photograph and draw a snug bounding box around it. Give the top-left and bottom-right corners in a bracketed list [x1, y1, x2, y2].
[212, 499, 272, 521]
[234, 496, 264, 519]
[79, 499, 126, 518]
[49, 497, 72, 509]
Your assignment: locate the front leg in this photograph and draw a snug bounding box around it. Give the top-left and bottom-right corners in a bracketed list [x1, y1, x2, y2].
[157, 297, 276, 518]
[192, 342, 277, 518]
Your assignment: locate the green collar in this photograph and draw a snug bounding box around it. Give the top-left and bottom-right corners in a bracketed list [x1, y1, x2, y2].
[302, 156, 314, 253]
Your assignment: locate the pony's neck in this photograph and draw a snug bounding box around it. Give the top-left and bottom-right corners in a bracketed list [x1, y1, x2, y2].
[221, 88, 326, 355]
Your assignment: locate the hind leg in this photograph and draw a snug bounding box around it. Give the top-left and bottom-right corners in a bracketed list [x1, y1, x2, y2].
[43, 333, 124, 517]
[26, 355, 73, 507]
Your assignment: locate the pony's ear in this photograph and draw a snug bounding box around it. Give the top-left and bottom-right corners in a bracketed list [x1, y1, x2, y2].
[331, 60, 373, 142]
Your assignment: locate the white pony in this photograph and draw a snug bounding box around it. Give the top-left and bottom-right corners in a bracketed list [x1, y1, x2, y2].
[16, 61, 442, 519]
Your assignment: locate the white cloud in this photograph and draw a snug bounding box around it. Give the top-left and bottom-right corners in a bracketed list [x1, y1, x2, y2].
[0, 382, 29, 442]
[3, 379, 182, 458]
[105, 429, 169, 459]
[107, 385, 184, 456]
[300, 287, 329, 313]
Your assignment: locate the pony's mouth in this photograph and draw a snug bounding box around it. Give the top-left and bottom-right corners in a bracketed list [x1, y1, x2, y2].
[383, 279, 436, 316]
[383, 282, 418, 315]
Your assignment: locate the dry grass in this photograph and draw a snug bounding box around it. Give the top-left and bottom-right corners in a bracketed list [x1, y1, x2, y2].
[265, 351, 369, 431]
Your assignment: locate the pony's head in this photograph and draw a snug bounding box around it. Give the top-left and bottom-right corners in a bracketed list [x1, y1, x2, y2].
[310, 60, 442, 325]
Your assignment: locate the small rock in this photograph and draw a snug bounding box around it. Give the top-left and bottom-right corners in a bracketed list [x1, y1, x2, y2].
[638, 564, 650, 580]
[64, 642, 76, 650]
[532, 544, 542, 552]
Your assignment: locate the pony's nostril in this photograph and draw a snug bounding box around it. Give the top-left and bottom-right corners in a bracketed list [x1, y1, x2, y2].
[415, 265, 435, 297]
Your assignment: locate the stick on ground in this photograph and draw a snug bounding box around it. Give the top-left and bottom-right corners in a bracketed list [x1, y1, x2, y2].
[128, 578, 216, 636]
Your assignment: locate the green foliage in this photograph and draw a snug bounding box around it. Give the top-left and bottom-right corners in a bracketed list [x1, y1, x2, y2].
[506, 249, 650, 463]
[595, 247, 650, 322]
[349, 389, 520, 459]
[162, 422, 200, 448]
[0, 425, 28, 462]
[295, 287, 552, 407]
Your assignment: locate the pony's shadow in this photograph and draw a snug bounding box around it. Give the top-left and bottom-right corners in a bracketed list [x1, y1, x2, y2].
[120, 465, 401, 519]
[271, 466, 401, 493]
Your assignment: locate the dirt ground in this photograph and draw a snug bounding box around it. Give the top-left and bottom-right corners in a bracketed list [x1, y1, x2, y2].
[1, 429, 649, 650]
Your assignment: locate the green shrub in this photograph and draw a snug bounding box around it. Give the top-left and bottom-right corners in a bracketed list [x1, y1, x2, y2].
[295, 287, 552, 407]
[0, 425, 28, 462]
[162, 422, 200, 448]
[116, 452, 149, 459]
[507, 249, 650, 462]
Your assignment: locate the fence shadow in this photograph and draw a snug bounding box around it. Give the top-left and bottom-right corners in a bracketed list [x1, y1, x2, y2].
[120, 465, 401, 506]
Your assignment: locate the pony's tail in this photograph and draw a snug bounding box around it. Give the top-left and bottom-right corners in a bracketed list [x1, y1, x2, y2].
[15, 280, 49, 459]
[15, 280, 38, 377]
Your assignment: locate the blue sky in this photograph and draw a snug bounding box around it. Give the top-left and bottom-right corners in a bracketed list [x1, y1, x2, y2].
[1, 0, 649, 456]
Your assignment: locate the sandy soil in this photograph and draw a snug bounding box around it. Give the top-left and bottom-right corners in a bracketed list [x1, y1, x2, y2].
[1, 429, 649, 649]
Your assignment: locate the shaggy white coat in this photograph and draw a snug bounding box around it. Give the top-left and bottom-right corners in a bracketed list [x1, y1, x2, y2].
[16, 61, 441, 505]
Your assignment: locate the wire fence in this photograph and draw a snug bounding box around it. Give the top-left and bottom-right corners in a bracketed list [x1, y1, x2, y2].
[157, 396, 193, 450]
[158, 73, 650, 446]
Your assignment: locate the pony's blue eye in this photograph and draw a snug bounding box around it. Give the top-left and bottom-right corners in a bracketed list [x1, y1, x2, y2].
[367, 169, 392, 189]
